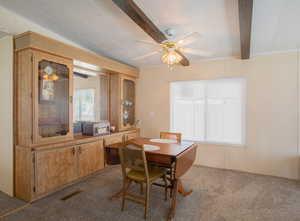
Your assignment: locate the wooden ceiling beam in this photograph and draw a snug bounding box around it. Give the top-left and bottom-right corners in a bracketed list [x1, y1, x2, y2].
[112, 0, 167, 43]
[238, 0, 253, 59]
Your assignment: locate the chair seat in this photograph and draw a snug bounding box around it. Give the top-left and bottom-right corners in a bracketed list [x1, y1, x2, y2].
[127, 166, 166, 182]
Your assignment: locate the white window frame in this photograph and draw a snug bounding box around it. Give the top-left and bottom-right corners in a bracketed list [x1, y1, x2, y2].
[170, 78, 246, 146]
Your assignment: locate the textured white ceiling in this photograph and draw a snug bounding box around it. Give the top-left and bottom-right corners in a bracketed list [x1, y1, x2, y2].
[0, 0, 299, 67]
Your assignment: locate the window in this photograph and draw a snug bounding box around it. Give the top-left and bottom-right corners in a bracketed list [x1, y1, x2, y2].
[74, 88, 95, 122]
[170, 78, 246, 145]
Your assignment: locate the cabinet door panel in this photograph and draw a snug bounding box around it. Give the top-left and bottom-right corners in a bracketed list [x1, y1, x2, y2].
[79, 141, 104, 178]
[110, 74, 136, 131]
[35, 146, 77, 195]
[120, 76, 136, 130]
[32, 51, 73, 145]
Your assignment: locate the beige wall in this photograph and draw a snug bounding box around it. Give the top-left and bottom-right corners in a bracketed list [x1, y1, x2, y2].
[136, 52, 300, 180]
[0, 35, 14, 195]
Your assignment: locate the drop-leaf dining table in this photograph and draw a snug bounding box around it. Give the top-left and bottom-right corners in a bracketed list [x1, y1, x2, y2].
[105, 137, 197, 220]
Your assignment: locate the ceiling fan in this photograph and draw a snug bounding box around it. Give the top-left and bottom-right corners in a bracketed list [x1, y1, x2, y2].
[133, 29, 212, 66]
[112, 0, 211, 67]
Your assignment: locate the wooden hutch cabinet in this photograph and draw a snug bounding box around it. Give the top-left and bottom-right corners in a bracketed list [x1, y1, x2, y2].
[110, 73, 136, 131]
[14, 32, 139, 202]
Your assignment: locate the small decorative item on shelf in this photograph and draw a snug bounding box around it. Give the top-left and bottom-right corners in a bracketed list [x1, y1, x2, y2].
[41, 66, 59, 81]
[39, 64, 62, 102]
[110, 126, 116, 133]
[123, 110, 129, 120]
[122, 99, 134, 106]
[40, 80, 54, 101]
[134, 120, 141, 128]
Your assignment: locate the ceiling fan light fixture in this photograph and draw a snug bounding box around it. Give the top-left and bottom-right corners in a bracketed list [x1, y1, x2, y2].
[161, 51, 182, 66]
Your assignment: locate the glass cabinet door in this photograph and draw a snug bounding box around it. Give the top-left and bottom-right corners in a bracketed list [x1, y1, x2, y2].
[122, 78, 135, 128]
[34, 52, 73, 143]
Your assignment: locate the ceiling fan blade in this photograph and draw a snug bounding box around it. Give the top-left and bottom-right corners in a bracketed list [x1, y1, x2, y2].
[112, 0, 167, 43]
[176, 32, 202, 46]
[132, 49, 162, 60]
[136, 40, 162, 48]
[179, 48, 212, 57]
[175, 50, 190, 66]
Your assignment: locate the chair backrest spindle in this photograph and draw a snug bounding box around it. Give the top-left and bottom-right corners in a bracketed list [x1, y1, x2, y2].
[160, 132, 182, 143]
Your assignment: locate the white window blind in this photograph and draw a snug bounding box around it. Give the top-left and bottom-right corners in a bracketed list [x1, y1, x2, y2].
[170, 78, 246, 145]
[74, 88, 96, 122]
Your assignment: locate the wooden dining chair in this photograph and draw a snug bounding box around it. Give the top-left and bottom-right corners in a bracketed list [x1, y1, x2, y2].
[160, 132, 182, 143]
[119, 141, 168, 219]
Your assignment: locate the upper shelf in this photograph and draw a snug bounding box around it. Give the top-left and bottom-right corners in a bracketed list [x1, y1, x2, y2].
[14, 31, 139, 78]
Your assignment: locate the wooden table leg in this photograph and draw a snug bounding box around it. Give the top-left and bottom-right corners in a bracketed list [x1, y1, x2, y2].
[168, 178, 193, 220]
[177, 179, 193, 196]
[168, 179, 178, 220]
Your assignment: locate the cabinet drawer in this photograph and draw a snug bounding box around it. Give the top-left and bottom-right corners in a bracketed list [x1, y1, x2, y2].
[126, 132, 139, 141]
[104, 134, 123, 146]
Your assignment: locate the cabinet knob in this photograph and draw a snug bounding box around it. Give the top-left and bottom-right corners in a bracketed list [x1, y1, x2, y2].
[78, 146, 82, 154]
[72, 147, 76, 155]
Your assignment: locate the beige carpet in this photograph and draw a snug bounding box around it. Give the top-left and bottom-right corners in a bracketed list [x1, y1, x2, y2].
[1, 166, 300, 221]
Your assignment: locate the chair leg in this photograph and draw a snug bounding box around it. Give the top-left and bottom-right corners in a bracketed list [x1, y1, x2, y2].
[121, 180, 127, 211]
[122, 179, 132, 211]
[144, 182, 150, 219]
[169, 176, 173, 198]
[163, 174, 168, 201]
[140, 182, 144, 195]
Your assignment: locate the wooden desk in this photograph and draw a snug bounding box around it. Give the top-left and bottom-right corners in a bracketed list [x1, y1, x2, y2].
[105, 137, 197, 220]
